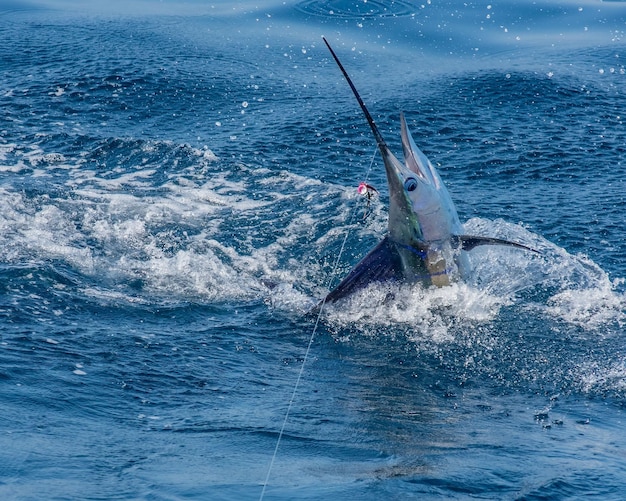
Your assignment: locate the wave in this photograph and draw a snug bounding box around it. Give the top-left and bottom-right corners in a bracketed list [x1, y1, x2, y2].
[294, 0, 417, 19]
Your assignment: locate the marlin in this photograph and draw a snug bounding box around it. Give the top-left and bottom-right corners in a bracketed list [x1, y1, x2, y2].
[322, 38, 536, 304]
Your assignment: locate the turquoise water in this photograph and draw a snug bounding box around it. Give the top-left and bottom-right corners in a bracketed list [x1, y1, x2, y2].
[1, 1, 625, 499]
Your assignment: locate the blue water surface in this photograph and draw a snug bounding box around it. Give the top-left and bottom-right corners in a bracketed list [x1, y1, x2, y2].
[1, 0, 626, 499]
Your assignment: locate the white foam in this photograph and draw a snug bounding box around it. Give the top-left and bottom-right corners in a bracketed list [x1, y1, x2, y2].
[321, 281, 509, 343]
[546, 278, 625, 330]
[579, 359, 626, 394]
[93, 169, 157, 190]
[138, 248, 267, 301]
[0, 162, 27, 173]
[0, 188, 95, 272]
[0, 142, 17, 161]
[463, 217, 625, 329]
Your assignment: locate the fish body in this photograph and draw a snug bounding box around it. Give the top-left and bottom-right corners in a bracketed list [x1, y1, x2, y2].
[322, 38, 535, 303]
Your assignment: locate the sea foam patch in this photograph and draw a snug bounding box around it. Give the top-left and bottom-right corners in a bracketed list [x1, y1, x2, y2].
[0, 137, 347, 307]
[318, 279, 510, 346]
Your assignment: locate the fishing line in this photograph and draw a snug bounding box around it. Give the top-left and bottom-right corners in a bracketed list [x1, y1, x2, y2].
[259, 147, 379, 500]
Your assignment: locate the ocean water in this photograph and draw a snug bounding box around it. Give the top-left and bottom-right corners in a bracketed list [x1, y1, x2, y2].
[1, 0, 625, 499]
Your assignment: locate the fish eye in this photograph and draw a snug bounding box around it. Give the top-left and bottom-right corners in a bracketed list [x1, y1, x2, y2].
[404, 177, 418, 192]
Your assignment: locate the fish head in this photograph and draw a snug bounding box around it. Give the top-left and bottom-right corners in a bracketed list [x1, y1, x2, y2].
[396, 112, 464, 242]
[380, 143, 426, 246]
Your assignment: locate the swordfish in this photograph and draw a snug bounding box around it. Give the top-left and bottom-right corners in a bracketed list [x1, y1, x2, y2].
[322, 38, 536, 304]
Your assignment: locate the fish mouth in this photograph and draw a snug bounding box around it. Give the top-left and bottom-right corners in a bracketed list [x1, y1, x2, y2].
[400, 112, 441, 188]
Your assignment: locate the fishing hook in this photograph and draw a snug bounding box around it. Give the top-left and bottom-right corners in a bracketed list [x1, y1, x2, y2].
[357, 181, 378, 220]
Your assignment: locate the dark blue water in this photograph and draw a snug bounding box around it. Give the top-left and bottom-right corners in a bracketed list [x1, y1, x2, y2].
[1, 1, 625, 499]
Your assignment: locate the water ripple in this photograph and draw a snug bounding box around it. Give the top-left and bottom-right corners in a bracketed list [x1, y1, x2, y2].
[295, 0, 416, 18]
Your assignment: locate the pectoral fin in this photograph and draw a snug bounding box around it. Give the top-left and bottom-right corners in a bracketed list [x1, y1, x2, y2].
[456, 235, 539, 254]
[324, 236, 404, 304]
